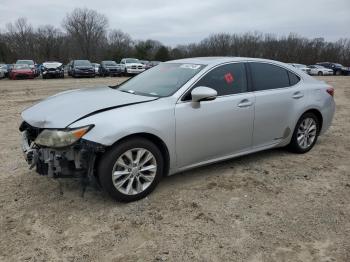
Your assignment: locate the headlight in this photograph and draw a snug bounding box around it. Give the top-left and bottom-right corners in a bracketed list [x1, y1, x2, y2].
[35, 125, 93, 148]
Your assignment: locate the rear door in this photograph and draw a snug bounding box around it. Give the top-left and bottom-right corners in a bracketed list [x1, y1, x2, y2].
[248, 62, 305, 148]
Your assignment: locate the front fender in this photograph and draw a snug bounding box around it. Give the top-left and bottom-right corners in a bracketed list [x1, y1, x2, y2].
[69, 98, 177, 169]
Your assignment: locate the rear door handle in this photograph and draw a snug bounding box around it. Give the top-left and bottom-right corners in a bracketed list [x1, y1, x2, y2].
[238, 99, 253, 108]
[292, 92, 304, 99]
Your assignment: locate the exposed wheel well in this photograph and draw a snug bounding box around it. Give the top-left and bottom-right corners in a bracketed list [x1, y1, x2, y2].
[303, 109, 323, 133]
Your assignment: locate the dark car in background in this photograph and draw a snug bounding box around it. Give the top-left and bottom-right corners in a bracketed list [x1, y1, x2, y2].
[99, 60, 122, 77]
[145, 61, 161, 70]
[9, 64, 35, 80]
[316, 62, 350, 76]
[15, 60, 39, 77]
[6, 64, 14, 78]
[42, 61, 64, 79]
[67, 60, 95, 78]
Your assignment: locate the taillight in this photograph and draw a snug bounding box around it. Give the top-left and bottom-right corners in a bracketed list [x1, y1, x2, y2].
[326, 87, 334, 97]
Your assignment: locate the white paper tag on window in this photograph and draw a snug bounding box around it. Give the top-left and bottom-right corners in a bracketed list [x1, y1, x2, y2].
[180, 64, 201, 70]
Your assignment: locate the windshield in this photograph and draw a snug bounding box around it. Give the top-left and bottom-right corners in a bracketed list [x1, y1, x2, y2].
[334, 63, 343, 67]
[117, 63, 205, 97]
[16, 60, 34, 65]
[14, 64, 30, 69]
[126, 59, 140, 64]
[75, 60, 91, 66]
[103, 61, 118, 66]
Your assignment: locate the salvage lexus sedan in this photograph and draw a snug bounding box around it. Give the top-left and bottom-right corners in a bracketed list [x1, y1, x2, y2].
[20, 57, 335, 202]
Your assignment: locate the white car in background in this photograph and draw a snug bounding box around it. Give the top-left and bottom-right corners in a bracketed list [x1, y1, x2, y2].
[308, 65, 333, 76]
[289, 63, 311, 75]
[92, 63, 100, 75]
[120, 58, 145, 75]
[0, 64, 6, 78]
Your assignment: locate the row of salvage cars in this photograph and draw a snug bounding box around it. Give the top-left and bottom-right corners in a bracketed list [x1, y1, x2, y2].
[289, 62, 350, 76]
[0, 58, 161, 80]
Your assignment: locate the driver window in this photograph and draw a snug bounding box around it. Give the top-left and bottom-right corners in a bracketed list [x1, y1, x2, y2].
[184, 63, 247, 100]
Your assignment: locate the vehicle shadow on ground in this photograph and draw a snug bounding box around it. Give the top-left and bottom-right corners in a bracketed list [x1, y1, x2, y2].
[54, 146, 290, 205]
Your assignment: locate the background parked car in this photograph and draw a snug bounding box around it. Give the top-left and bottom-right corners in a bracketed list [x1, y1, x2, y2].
[289, 63, 311, 74]
[120, 58, 145, 75]
[145, 61, 161, 70]
[308, 65, 333, 76]
[15, 60, 39, 77]
[6, 64, 13, 78]
[0, 68, 5, 79]
[0, 64, 8, 78]
[139, 60, 149, 65]
[316, 62, 350, 76]
[9, 64, 35, 80]
[42, 61, 65, 79]
[99, 60, 122, 77]
[92, 63, 100, 75]
[67, 60, 95, 78]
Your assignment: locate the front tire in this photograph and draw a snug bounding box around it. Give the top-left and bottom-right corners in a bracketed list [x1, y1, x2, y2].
[98, 138, 164, 202]
[318, 71, 323, 76]
[288, 112, 320, 153]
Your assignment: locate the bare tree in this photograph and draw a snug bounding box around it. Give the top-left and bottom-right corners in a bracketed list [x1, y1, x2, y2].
[5, 17, 35, 60]
[62, 8, 108, 60]
[35, 25, 64, 62]
[1, 13, 350, 66]
[134, 39, 162, 60]
[107, 30, 134, 61]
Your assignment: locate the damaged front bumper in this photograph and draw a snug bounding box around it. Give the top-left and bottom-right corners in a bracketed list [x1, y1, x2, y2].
[21, 130, 104, 178]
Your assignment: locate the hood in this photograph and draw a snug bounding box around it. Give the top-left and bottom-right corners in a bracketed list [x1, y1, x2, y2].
[126, 63, 144, 67]
[43, 62, 62, 69]
[75, 66, 93, 69]
[13, 68, 33, 73]
[106, 65, 120, 68]
[21, 86, 157, 128]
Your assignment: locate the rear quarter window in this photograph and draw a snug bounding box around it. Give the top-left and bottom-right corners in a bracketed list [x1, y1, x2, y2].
[288, 71, 300, 86]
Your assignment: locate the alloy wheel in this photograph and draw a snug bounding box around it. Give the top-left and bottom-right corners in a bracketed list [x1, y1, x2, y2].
[111, 148, 157, 195]
[297, 117, 317, 149]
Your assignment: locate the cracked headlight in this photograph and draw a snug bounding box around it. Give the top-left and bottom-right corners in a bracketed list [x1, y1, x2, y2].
[35, 125, 93, 148]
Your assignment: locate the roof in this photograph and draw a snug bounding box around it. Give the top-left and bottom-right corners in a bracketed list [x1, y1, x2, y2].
[167, 56, 286, 66]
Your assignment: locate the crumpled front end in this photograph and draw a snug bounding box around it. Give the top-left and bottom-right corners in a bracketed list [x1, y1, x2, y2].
[20, 122, 104, 178]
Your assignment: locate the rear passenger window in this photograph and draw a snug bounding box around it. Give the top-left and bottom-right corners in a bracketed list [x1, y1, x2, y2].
[288, 71, 300, 86]
[250, 63, 290, 91]
[191, 63, 247, 97]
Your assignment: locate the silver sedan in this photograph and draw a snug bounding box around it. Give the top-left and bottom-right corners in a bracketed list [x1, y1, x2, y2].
[20, 57, 335, 202]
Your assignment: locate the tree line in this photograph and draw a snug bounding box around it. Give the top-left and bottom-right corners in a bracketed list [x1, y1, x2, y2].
[0, 8, 349, 65]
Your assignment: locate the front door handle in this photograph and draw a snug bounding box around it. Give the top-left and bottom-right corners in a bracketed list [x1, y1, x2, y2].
[292, 92, 304, 99]
[238, 99, 253, 108]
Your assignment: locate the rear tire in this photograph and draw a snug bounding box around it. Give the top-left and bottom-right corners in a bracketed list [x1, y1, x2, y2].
[98, 138, 164, 202]
[318, 71, 323, 76]
[288, 112, 320, 153]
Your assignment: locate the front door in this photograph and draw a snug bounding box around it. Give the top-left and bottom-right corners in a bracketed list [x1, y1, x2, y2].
[175, 62, 255, 169]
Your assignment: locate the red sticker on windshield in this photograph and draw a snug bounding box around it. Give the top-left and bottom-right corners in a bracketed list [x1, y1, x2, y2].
[224, 73, 234, 84]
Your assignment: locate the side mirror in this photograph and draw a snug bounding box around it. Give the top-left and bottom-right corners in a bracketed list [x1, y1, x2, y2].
[191, 86, 217, 102]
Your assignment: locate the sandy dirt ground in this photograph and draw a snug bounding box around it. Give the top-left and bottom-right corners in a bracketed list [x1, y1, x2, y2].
[0, 76, 349, 262]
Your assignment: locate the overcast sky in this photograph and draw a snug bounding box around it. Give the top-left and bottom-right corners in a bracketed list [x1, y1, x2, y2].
[1, 0, 349, 45]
